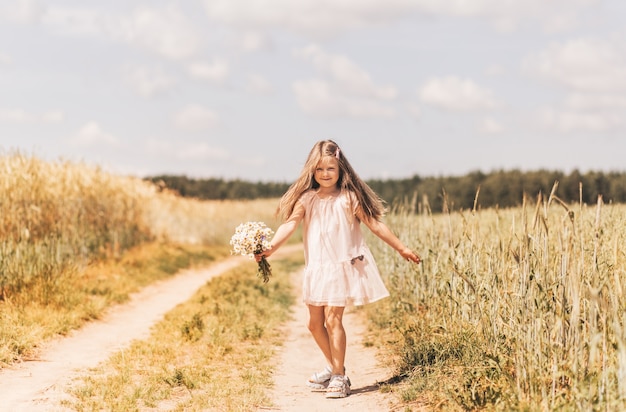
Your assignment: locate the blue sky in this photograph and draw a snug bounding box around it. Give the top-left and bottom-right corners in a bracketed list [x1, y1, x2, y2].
[1, 1, 625, 182]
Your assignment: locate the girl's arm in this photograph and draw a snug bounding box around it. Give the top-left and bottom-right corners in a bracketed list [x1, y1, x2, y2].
[256, 202, 305, 260]
[357, 210, 421, 264]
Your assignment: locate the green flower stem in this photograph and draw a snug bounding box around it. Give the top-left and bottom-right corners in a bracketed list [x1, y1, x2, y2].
[257, 256, 272, 283]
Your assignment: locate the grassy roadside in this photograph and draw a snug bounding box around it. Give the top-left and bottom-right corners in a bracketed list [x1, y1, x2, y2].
[364, 200, 626, 411]
[0, 152, 281, 369]
[0, 243, 230, 366]
[65, 252, 304, 411]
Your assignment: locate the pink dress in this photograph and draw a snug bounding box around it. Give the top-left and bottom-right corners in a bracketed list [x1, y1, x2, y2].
[299, 190, 390, 307]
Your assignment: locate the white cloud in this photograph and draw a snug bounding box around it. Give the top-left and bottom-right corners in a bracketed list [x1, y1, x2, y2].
[485, 64, 505, 76]
[146, 138, 229, 161]
[564, 93, 626, 111]
[145, 138, 171, 154]
[540, 108, 623, 133]
[406, 103, 421, 119]
[114, 5, 202, 60]
[400, 0, 595, 33]
[541, 10, 581, 34]
[524, 38, 626, 134]
[292, 44, 396, 118]
[479, 117, 503, 134]
[293, 79, 395, 118]
[175, 142, 229, 161]
[188, 58, 230, 84]
[419, 76, 498, 111]
[71, 122, 120, 147]
[0, 108, 64, 124]
[0, 0, 46, 24]
[42, 7, 104, 36]
[202, 0, 597, 37]
[524, 37, 626, 92]
[0, 52, 12, 65]
[246, 73, 273, 95]
[173, 105, 220, 131]
[0, 108, 33, 123]
[235, 31, 272, 52]
[203, 0, 398, 38]
[124, 65, 177, 98]
[294, 44, 396, 100]
[41, 110, 64, 123]
[40, 5, 202, 60]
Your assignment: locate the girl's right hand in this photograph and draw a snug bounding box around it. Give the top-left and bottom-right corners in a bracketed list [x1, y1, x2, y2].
[255, 245, 274, 262]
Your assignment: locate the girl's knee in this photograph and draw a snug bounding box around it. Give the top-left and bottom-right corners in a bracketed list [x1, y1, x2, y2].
[324, 307, 345, 329]
[324, 315, 344, 331]
[307, 318, 325, 334]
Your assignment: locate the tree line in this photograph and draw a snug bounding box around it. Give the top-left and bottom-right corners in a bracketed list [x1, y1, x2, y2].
[146, 169, 626, 212]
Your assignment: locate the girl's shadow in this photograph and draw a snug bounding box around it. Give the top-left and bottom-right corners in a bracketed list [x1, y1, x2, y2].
[350, 383, 382, 395]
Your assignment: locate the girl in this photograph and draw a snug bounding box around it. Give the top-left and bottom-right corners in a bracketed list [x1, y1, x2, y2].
[256, 140, 421, 399]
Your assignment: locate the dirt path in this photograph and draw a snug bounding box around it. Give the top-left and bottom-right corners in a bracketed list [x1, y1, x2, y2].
[263, 270, 397, 411]
[0, 245, 398, 411]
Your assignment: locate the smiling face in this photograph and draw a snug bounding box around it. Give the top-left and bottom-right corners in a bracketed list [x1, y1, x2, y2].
[314, 155, 340, 191]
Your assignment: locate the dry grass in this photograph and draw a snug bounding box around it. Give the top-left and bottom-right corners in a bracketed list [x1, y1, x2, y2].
[6, 151, 626, 410]
[65, 253, 303, 412]
[146, 190, 280, 246]
[0, 152, 279, 366]
[367, 189, 626, 410]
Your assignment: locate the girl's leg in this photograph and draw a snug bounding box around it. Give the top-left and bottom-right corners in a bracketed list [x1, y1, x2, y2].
[324, 306, 346, 375]
[307, 304, 347, 375]
[307, 304, 333, 366]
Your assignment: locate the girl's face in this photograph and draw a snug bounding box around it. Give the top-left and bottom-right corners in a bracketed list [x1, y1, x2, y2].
[314, 156, 340, 190]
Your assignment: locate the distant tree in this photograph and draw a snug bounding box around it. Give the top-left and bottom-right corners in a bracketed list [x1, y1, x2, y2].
[145, 169, 626, 210]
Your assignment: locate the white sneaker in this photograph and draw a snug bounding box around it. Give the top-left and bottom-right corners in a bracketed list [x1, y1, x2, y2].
[325, 374, 351, 399]
[306, 366, 332, 391]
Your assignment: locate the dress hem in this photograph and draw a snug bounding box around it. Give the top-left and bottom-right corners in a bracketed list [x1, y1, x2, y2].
[303, 293, 389, 308]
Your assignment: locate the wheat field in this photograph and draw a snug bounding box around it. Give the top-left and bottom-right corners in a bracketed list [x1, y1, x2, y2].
[367, 188, 626, 410]
[2, 152, 625, 409]
[0, 152, 278, 296]
[0, 152, 279, 365]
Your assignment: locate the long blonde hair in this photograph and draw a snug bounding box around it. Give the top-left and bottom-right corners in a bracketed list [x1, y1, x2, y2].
[277, 140, 386, 222]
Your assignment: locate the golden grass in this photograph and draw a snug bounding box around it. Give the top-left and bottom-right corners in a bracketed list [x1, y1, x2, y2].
[0, 152, 280, 366]
[0, 243, 231, 364]
[6, 151, 626, 410]
[366, 192, 626, 410]
[146, 191, 280, 246]
[65, 253, 303, 412]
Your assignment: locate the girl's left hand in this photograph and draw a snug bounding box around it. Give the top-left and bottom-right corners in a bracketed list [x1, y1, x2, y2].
[400, 248, 421, 264]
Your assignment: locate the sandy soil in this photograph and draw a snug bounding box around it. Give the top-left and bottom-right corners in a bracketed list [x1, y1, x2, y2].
[262, 270, 398, 412]
[0, 245, 398, 411]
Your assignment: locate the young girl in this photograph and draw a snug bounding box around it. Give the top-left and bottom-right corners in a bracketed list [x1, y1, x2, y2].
[256, 140, 421, 399]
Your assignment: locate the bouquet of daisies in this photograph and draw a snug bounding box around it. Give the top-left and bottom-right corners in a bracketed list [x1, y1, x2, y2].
[230, 221, 274, 283]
